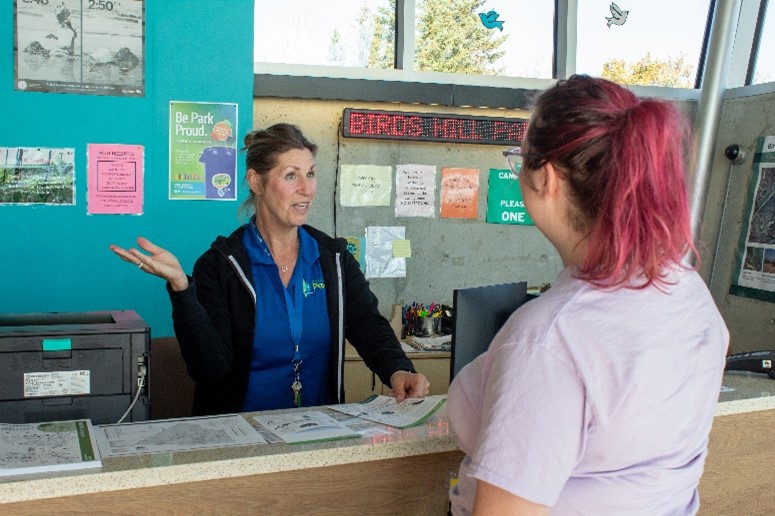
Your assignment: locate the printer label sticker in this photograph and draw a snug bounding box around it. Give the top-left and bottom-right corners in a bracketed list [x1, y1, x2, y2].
[23, 370, 91, 397]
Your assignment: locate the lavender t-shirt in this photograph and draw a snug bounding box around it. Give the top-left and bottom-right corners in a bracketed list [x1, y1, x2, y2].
[448, 267, 728, 515]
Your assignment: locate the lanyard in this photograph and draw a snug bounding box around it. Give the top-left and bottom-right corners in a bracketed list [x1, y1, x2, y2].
[252, 221, 305, 407]
[282, 259, 304, 407]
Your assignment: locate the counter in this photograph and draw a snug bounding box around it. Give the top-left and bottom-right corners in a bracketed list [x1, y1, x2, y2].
[698, 371, 775, 515]
[716, 370, 775, 413]
[0, 402, 462, 514]
[1, 372, 774, 514]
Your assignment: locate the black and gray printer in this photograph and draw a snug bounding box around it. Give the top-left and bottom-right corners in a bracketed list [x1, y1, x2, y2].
[0, 310, 150, 424]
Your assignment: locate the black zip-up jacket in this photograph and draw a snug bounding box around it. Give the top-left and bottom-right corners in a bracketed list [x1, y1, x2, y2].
[167, 224, 415, 416]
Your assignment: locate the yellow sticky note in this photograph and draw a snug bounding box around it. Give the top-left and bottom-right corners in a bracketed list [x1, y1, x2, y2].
[392, 239, 412, 258]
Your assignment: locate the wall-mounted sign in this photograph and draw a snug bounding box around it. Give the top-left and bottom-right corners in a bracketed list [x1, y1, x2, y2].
[342, 108, 527, 146]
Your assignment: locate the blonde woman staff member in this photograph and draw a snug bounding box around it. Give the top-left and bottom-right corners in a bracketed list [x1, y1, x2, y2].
[111, 123, 429, 416]
[447, 76, 728, 515]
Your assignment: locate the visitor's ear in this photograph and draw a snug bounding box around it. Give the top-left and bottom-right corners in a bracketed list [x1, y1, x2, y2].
[541, 162, 566, 199]
[247, 169, 264, 196]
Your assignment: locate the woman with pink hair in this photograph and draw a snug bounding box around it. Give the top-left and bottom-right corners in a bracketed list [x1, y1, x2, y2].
[448, 75, 729, 515]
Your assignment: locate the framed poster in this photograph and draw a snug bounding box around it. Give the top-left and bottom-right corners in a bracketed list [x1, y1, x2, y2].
[0, 147, 75, 205]
[14, 0, 145, 97]
[169, 101, 238, 201]
[729, 135, 775, 303]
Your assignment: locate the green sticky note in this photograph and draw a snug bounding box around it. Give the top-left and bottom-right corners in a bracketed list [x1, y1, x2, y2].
[42, 338, 72, 351]
[392, 239, 412, 258]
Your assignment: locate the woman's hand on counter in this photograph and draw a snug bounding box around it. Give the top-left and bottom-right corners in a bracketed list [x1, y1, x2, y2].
[387, 371, 431, 402]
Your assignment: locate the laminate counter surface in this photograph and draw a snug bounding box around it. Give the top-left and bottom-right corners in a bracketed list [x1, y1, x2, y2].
[0, 404, 457, 504]
[1, 372, 774, 507]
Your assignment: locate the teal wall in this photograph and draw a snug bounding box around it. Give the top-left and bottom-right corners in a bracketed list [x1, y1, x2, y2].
[1, 1, 254, 337]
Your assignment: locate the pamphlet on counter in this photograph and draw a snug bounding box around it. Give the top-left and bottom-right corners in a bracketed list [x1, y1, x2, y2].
[252, 411, 360, 445]
[94, 414, 267, 456]
[330, 395, 446, 429]
[0, 419, 101, 477]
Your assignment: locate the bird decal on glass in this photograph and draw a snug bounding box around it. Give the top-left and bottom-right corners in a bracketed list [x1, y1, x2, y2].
[479, 10, 505, 31]
[606, 2, 628, 28]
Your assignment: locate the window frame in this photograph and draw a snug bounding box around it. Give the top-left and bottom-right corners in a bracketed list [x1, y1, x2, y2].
[745, 0, 771, 85]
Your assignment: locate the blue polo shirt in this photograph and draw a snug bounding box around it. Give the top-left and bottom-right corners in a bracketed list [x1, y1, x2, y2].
[241, 223, 331, 411]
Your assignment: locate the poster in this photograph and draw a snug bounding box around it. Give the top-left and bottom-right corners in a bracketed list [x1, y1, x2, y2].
[169, 101, 238, 201]
[730, 135, 775, 302]
[87, 143, 143, 215]
[395, 164, 435, 218]
[14, 0, 145, 97]
[339, 165, 392, 206]
[440, 168, 479, 219]
[0, 146, 75, 205]
[486, 168, 533, 225]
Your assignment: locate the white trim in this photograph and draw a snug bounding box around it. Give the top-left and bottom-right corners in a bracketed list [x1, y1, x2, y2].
[397, 0, 415, 71]
[335, 252, 344, 403]
[253, 61, 556, 90]
[625, 84, 702, 102]
[555, 0, 578, 79]
[724, 80, 775, 98]
[229, 255, 256, 306]
[727, 0, 765, 87]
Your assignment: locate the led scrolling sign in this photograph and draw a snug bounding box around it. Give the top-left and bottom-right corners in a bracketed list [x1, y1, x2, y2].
[342, 108, 527, 146]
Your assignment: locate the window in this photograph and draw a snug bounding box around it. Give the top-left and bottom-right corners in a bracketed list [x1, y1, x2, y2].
[253, 0, 730, 99]
[751, 1, 773, 84]
[254, 0, 555, 83]
[253, 0, 395, 68]
[575, 0, 712, 88]
[414, 0, 554, 79]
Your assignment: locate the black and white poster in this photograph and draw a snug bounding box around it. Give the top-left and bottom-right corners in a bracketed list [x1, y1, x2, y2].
[14, 0, 145, 97]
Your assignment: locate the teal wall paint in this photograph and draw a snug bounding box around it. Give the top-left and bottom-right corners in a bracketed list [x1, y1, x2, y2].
[1, 1, 254, 337]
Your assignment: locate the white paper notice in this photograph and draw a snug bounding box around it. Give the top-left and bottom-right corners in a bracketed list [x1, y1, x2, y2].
[366, 226, 406, 278]
[340, 164, 392, 206]
[395, 164, 436, 217]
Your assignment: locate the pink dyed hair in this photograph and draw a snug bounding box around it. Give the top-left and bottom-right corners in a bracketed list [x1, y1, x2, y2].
[523, 75, 697, 288]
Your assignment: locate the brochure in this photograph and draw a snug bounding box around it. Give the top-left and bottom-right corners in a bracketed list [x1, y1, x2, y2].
[94, 414, 267, 456]
[0, 419, 101, 477]
[252, 411, 360, 445]
[330, 395, 446, 429]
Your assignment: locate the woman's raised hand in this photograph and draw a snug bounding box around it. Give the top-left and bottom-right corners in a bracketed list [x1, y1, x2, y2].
[109, 237, 189, 291]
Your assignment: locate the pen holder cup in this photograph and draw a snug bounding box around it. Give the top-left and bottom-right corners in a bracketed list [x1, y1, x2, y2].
[417, 316, 435, 337]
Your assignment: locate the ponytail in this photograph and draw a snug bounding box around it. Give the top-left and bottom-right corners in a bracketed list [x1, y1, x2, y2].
[525, 75, 697, 288]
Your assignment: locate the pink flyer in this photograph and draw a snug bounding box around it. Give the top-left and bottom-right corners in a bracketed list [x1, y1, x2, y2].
[87, 144, 144, 215]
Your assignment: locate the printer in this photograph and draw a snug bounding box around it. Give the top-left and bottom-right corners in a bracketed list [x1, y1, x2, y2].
[0, 310, 150, 424]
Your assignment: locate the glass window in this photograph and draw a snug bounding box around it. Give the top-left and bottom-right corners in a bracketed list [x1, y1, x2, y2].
[414, 0, 554, 79]
[576, 0, 711, 88]
[752, 2, 774, 84]
[254, 0, 395, 68]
